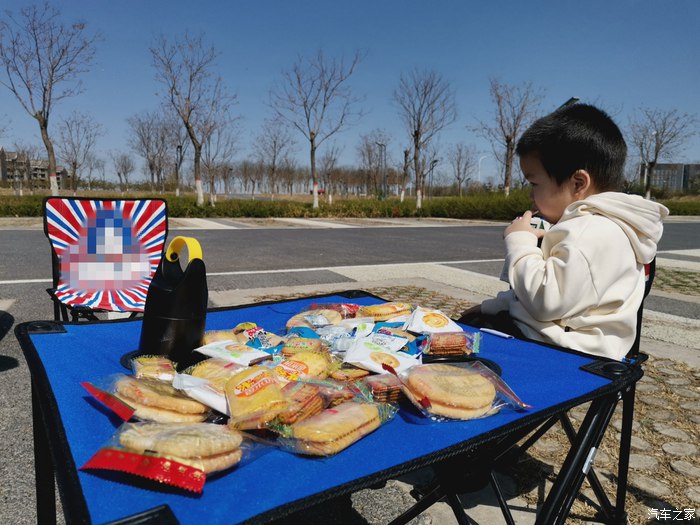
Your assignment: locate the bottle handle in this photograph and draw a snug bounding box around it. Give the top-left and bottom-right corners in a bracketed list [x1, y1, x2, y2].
[165, 236, 203, 264]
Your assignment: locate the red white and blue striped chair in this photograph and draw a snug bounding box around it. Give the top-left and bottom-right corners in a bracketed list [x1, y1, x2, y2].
[43, 197, 168, 321]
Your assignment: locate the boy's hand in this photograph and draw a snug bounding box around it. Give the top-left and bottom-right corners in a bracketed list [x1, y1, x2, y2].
[504, 210, 546, 239]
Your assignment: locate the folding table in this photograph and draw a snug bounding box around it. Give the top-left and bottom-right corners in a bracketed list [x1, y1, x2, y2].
[15, 291, 642, 525]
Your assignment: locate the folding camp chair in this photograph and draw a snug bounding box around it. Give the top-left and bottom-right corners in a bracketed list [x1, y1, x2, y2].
[43, 197, 168, 322]
[390, 259, 656, 525]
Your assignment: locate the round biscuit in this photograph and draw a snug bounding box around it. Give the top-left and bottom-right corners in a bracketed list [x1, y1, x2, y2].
[119, 422, 243, 458]
[115, 376, 208, 414]
[406, 364, 495, 410]
[115, 394, 208, 423]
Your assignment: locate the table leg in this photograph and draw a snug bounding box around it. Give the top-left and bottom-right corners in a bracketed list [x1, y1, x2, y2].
[535, 393, 619, 525]
[32, 381, 56, 525]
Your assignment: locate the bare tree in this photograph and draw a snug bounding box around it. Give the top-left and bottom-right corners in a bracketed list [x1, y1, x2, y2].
[447, 143, 477, 196]
[318, 143, 342, 204]
[8, 143, 36, 196]
[150, 33, 237, 206]
[475, 79, 543, 196]
[393, 68, 457, 209]
[270, 49, 364, 208]
[0, 3, 98, 195]
[128, 111, 164, 191]
[253, 118, 297, 201]
[202, 121, 239, 205]
[356, 130, 391, 198]
[57, 111, 103, 194]
[629, 107, 698, 199]
[111, 152, 135, 193]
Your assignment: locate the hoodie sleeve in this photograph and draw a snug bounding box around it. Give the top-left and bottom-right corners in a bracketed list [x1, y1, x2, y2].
[503, 230, 599, 322]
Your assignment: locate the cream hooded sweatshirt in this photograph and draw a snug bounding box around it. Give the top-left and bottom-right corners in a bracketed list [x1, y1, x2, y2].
[481, 192, 669, 360]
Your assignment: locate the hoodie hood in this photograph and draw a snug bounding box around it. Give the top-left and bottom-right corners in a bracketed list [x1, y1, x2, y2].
[559, 192, 669, 264]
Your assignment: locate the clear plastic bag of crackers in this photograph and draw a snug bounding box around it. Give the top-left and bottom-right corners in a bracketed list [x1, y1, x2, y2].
[274, 400, 397, 456]
[391, 361, 531, 422]
[80, 421, 257, 493]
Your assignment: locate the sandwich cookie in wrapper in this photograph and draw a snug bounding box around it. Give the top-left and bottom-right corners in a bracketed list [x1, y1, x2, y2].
[81, 421, 255, 493]
[276, 401, 397, 456]
[82, 374, 211, 423]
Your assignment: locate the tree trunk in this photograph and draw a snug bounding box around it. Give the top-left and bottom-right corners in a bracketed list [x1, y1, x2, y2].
[39, 122, 59, 195]
[310, 138, 319, 208]
[645, 162, 656, 200]
[193, 145, 204, 206]
[413, 141, 422, 210]
[503, 138, 514, 197]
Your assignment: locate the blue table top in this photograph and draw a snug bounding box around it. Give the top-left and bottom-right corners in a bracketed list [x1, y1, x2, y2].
[23, 292, 612, 525]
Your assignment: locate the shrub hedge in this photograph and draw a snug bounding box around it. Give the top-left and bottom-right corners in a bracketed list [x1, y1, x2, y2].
[1, 191, 698, 218]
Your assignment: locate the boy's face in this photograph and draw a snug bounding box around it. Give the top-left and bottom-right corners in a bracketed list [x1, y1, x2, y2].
[520, 153, 581, 224]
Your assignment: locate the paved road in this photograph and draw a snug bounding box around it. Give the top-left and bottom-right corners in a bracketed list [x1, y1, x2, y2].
[0, 216, 698, 525]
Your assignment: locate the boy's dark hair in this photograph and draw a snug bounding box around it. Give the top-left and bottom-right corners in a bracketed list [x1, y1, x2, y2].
[516, 103, 627, 191]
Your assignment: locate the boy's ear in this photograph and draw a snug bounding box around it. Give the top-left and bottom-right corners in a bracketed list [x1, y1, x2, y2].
[571, 170, 593, 195]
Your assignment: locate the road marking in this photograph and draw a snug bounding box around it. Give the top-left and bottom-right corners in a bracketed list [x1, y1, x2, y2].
[272, 218, 355, 228]
[206, 259, 504, 276]
[0, 278, 51, 285]
[172, 218, 238, 229]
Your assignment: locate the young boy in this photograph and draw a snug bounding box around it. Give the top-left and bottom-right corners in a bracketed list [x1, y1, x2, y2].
[459, 103, 668, 360]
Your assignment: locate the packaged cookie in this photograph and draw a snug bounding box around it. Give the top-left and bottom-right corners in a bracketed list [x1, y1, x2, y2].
[225, 365, 288, 430]
[397, 362, 530, 421]
[82, 374, 211, 423]
[194, 340, 272, 366]
[286, 308, 344, 331]
[343, 334, 420, 375]
[276, 401, 396, 456]
[81, 422, 249, 493]
[403, 307, 463, 334]
[131, 355, 176, 381]
[424, 331, 481, 356]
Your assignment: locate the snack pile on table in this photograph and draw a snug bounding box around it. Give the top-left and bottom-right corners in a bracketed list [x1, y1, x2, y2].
[81, 301, 528, 493]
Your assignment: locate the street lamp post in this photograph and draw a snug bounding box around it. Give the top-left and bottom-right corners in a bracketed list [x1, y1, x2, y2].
[477, 154, 489, 184]
[428, 158, 438, 199]
[175, 144, 182, 197]
[375, 142, 387, 198]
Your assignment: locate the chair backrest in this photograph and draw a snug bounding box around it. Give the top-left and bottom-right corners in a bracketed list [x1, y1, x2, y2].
[626, 258, 656, 361]
[43, 197, 168, 313]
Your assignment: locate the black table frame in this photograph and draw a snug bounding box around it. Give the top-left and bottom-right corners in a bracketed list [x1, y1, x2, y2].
[16, 290, 644, 525]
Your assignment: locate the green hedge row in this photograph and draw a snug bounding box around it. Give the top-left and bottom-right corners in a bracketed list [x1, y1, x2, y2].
[1, 192, 698, 218]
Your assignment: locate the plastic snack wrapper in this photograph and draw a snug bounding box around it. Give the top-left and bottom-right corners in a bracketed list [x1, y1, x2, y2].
[306, 302, 361, 319]
[373, 323, 427, 357]
[271, 351, 332, 385]
[202, 323, 254, 345]
[344, 334, 421, 375]
[130, 355, 177, 381]
[357, 302, 413, 322]
[173, 373, 229, 416]
[225, 365, 288, 430]
[194, 339, 273, 366]
[360, 373, 405, 404]
[236, 326, 285, 354]
[274, 400, 397, 457]
[286, 307, 345, 331]
[389, 362, 530, 422]
[424, 331, 481, 356]
[81, 421, 255, 493]
[81, 374, 211, 423]
[403, 307, 464, 334]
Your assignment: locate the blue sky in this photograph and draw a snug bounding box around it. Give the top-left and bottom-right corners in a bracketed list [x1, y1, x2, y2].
[1, 0, 699, 184]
